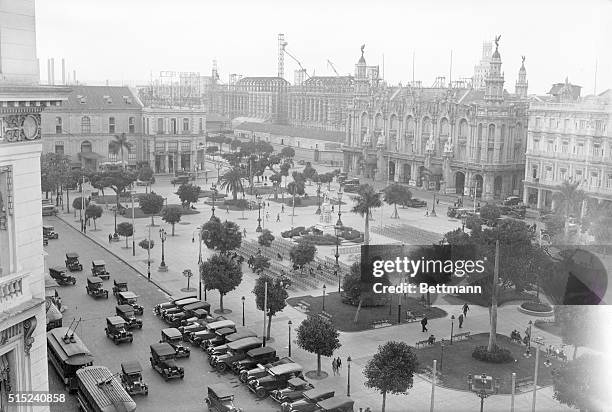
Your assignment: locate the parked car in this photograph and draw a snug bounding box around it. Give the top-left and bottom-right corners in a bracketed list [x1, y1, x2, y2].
[231, 346, 278, 375]
[189, 319, 236, 346]
[271, 377, 315, 404]
[116, 305, 143, 330]
[210, 337, 262, 372]
[65, 252, 83, 272]
[205, 383, 243, 412]
[202, 326, 238, 348]
[239, 357, 294, 383]
[43, 225, 59, 239]
[116, 291, 144, 315]
[85, 277, 108, 298]
[342, 184, 359, 193]
[179, 319, 209, 338]
[171, 176, 190, 186]
[112, 280, 129, 296]
[503, 196, 522, 206]
[315, 395, 355, 412]
[156, 296, 199, 318]
[160, 328, 191, 358]
[91, 260, 110, 280]
[120, 361, 148, 396]
[49, 266, 76, 286]
[343, 178, 360, 186]
[404, 198, 427, 208]
[281, 387, 335, 412]
[42, 204, 58, 216]
[149, 343, 184, 381]
[248, 363, 305, 398]
[105, 316, 133, 344]
[206, 328, 257, 355]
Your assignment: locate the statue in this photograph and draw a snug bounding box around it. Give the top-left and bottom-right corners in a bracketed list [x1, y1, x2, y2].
[426, 138, 435, 153]
[376, 133, 385, 149]
[494, 35, 501, 48]
[444, 139, 454, 153]
[360, 44, 365, 58]
[521, 55, 525, 64]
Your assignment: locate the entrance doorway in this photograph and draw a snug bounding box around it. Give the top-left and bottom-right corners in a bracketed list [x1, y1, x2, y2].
[455, 172, 465, 195]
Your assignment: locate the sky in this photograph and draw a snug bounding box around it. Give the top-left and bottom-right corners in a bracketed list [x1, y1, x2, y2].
[35, 0, 612, 95]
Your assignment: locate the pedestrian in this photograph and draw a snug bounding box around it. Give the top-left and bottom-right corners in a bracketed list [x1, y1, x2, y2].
[243, 228, 247, 237]
[436, 199, 439, 205]
[336, 357, 342, 370]
[281, 204, 285, 213]
[331, 205, 335, 212]
[462, 303, 469, 317]
[425, 210, 429, 217]
[421, 316, 428, 332]
[266, 212, 270, 221]
[458, 313, 464, 328]
[226, 206, 230, 214]
[331, 359, 338, 376]
[276, 213, 280, 222]
[108, 234, 112, 243]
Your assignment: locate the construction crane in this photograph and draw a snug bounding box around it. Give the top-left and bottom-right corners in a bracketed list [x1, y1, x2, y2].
[281, 41, 311, 80]
[327, 59, 340, 76]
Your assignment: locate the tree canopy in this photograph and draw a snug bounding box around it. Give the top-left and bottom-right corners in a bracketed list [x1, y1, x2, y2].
[280, 147, 295, 159]
[352, 184, 382, 245]
[219, 168, 244, 200]
[116, 222, 133, 248]
[479, 203, 501, 224]
[252, 274, 288, 338]
[258, 229, 275, 247]
[139, 192, 164, 225]
[383, 184, 412, 218]
[85, 204, 103, 229]
[177, 183, 200, 207]
[290, 240, 316, 270]
[296, 314, 341, 376]
[162, 207, 182, 236]
[200, 253, 243, 312]
[201, 217, 243, 254]
[251, 255, 271, 274]
[89, 170, 137, 206]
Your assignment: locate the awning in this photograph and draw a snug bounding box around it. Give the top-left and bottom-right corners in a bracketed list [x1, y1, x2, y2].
[78, 151, 104, 160]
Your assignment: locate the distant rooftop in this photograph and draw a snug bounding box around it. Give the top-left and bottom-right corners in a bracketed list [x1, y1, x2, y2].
[50, 85, 142, 110]
[234, 122, 344, 143]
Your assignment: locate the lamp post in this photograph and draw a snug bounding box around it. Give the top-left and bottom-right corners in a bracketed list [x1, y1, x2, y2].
[216, 162, 222, 183]
[336, 188, 343, 227]
[210, 184, 218, 219]
[346, 356, 352, 397]
[256, 193, 263, 233]
[241, 296, 245, 326]
[440, 338, 445, 371]
[183, 269, 193, 291]
[430, 191, 437, 217]
[467, 373, 500, 412]
[192, 226, 206, 300]
[530, 336, 547, 412]
[113, 207, 117, 234]
[288, 320, 292, 357]
[322, 284, 326, 311]
[450, 315, 455, 344]
[158, 228, 167, 271]
[131, 189, 135, 256]
[526, 320, 533, 350]
[315, 181, 322, 215]
[147, 225, 151, 281]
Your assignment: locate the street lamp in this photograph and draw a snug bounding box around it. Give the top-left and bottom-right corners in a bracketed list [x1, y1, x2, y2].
[210, 184, 218, 219]
[256, 193, 263, 233]
[158, 228, 167, 271]
[147, 224, 152, 281]
[450, 315, 455, 344]
[113, 207, 118, 234]
[346, 356, 352, 396]
[288, 320, 293, 357]
[216, 163, 222, 182]
[467, 373, 500, 412]
[430, 191, 437, 217]
[322, 284, 326, 311]
[530, 336, 547, 412]
[336, 188, 344, 227]
[241, 296, 246, 326]
[440, 338, 445, 371]
[315, 180, 322, 215]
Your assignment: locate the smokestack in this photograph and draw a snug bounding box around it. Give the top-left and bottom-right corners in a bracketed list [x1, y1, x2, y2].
[50, 58, 55, 85]
[62, 59, 66, 84]
[73, 70, 76, 84]
[47, 59, 51, 85]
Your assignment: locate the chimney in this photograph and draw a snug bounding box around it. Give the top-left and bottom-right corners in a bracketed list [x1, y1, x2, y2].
[62, 59, 66, 84]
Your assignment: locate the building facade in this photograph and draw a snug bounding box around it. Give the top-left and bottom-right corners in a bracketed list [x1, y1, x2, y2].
[523, 83, 612, 210]
[343, 39, 529, 201]
[0, 1, 70, 410]
[142, 108, 206, 174]
[41, 86, 144, 170]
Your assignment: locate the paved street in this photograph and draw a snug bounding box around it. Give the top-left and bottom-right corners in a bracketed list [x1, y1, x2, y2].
[40, 166, 585, 412]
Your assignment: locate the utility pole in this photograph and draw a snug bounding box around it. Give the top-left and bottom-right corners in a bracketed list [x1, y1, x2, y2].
[131, 190, 136, 256]
[262, 281, 268, 347]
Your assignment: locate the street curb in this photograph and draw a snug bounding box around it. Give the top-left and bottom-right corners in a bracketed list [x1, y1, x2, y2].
[54, 213, 173, 297]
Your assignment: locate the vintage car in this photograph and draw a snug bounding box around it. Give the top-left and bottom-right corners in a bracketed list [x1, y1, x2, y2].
[91, 260, 110, 280]
[42, 204, 58, 217]
[65, 252, 83, 272]
[180, 309, 209, 326]
[315, 395, 355, 412]
[160, 328, 190, 358]
[117, 291, 144, 315]
[503, 196, 522, 206]
[171, 175, 190, 186]
[248, 362, 305, 398]
[271, 377, 315, 404]
[116, 305, 143, 330]
[239, 357, 294, 383]
[205, 328, 255, 355]
[43, 225, 59, 239]
[280, 387, 335, 412]
[405, 198, 427, 208]
[149, 343, 184, 381]
[189, 319, 236, 346]
[164, 301, 209, 326]
[204, 383, 243, 412]
[178, 319, 209, 338]
[112, 280, 129, 296]
[85, 276, 108, 298]
[120, 361, 148, 396]
[205, 327, 246, 350]
[210, 337, 262, 372]
[231, 346, 278, 375]
[105, 316, 133, 344]
[160, 298, 202, 319]
[49, 266, 76, 286]
[153, 295, 197, 316]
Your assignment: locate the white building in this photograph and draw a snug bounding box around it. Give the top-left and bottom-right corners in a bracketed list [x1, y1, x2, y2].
[0, 1, 69, 410]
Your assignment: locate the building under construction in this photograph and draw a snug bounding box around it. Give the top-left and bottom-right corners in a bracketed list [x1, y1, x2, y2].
[137, 71, 212, 108]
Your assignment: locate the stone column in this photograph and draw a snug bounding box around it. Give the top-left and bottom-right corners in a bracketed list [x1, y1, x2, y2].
[410, 163, 418, 186]
[536, 188, 543, 209]
[523, 186, 529, 204]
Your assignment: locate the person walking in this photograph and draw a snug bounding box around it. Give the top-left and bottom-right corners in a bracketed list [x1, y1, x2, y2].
[336, 357, 342, 371]
[281, 204, 285, 213]
[276, 213, 280, 222]
[108, 234, 112, 243]
[425, 210, 429, 217]
[462, 303, 469, 317]
[458, 313, 464, 328]
[226, 206, 230, 214]
[331, 358, 338, 376]
[243, 228, 247, 237]
[421, 316, 428, 332]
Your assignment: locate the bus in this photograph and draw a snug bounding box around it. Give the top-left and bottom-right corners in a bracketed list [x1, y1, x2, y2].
[76, 366, 136, 412]
[47, 326, 94, 392]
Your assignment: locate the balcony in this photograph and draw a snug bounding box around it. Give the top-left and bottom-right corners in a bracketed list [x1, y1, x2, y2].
[0, 272, 31, 313]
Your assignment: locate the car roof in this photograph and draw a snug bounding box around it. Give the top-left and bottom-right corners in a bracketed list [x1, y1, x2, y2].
[87, 276, 103, 284]
[227, 337, 261, 350]
[121, 361, 142, 374]
[43, 225, 54, 229]
[162, 328, 182, 339]
[116, 304, 134, 313]
[92, 260, 106, 266]
[66, 252, 79, 258]
[174, 297, 200, 307]
[114, 279, 127, 285]
[303, 387, 334, 400]
[207, 383, 234, 399]
[207, 319, 236, 330]
[183, 301, 210, 311]
[50, 266, 67, 272]
[269, 363, 302, 375]
[226, 328, 256, 341]
[107, 316, 126, 325]
[150, 342, 175, 356]
[317, 395, 354, 410]
[215, 327, 236, 336]
[247, 346, 275, 357]
[287, 377, 309, 387]
[118, 291, 138, 299]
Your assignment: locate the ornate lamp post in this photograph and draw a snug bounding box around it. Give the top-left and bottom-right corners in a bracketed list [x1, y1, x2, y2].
[346, 356, 352, 396]
[322, 284, 326, 311]
[430, 191, 437, 217]
[467, 373, 500, 412]
[450, 315, 455, 344]
[529, 336, 548, 412]
[288, 320, 292, 357]
[192, 227, 204, 300]
[216, 162, 222, 182]
[158, 228, 167, 271]
[256, 193, 263, 233]
[113, 207, 117, 234]
[440, 338, 445, 371]
[210, 184, 218, 219]
[336, 188, 344, 227]
[241, 296, 246, 326]
[315, 180, 322, 215]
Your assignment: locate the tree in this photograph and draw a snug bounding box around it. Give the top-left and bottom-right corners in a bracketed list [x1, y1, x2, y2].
[364, 341, 419, 412]
[177, 183, 200, 208]
[319, 172, 334, 191]
[162, 207, 182, 236]
[139, 192, 164, 226]
[85, 204, 103, 230]
[258, 229, 275, 247]
[552, 354, 608, 412]
[41, 153, 70, 204]
[296, 315, 341, 376]
[137, 166, 154, 192]
[230, 139, 241, 152]
[138, 238, 154, 263]
[289, 240, 316, 271]
[280, 146, 295, 160]
[201, 253, 243, 312]
[465, 215, 483, 232]
[116, 222, 133, 248]
[201, 217, 242, 254]
[89, 170, 137, 207]
[352, 184, 382, 246]
[270, 173, 282, 200]
[555, 306, 595, 360]
[302, 163, 317, 182]
[252, 275, 288, 339]
[342, 263, 362, 303]
[479, 203, 501, 224]
[72, 197, 89, 217]
[383, 184, 412, 219]
[553, 181, 586, 238]
[219, 168, 244, 200]
[61, 170, 81, 213]
[109, 133, 132, 168]
[251, 255, 271, 274]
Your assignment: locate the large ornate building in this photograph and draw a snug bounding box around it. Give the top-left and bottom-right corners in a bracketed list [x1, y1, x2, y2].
[342, 37, 529, 200]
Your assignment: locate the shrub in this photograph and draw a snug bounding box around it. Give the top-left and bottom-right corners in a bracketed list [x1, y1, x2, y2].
[465, 215, 483, 231]
[223, 198, 249, 209]
[281, 226, 306, 238]
[472, 345, 514, 363]
[299, 234, 339, 245]
[520, 301, 553, 312]
[286, 197, 302, 206]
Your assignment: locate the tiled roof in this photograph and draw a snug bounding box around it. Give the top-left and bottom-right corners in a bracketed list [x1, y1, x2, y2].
[54, 85, 142, 110]
[234, 122, 344, 143]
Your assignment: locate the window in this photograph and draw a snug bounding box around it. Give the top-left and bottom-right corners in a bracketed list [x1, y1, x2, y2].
[146, 118, 150, 135]
[171, 119, 177, 134]
[593, 143, 602, 157]
[575, 169, 583, 181]
[545, 166, 553, 181]
[199, 118, 203, 133]
[128, 141, 136, 160]
[576, 142, 584, 156]
[129, 117, 135, 134]
[559, 168, 568, 181]
[590, 171, 599, 187]
[535, 117, 542, 128]
[532, 138, 540, 151]
[183, 118, 190, 133]
[607, 174, 612, 188]
[546, 140, 554, 152]
[54, 142, 64, 155]
[81, 141, 92, 153]
[531, 165, 538, 179]
[108, 117, 115, 134]
[564, 119, 569, 130]
[154, 142, 165, 152]
[561, 141, 569, 153]
[81, 116, 91, 133]
[108, 151, 117, 161]
[181, 141, 190, 152]
[55, 117, 63, 134]
[579, 120, 586, 129]
[0, 167, 15, 274]
[168, 141, 178, 152]
[157, 118, 164, 134]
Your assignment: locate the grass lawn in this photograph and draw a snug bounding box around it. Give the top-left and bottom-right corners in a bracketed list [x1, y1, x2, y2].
[124, 204, 200, 218]
[287, 292, 446, 332]
[202, 201, 248, 212]
[415, 333, 565, 394]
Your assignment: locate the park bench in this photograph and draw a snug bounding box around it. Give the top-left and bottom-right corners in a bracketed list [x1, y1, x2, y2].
[405, 311, 423, 323]
[515, 376, 533, 392]
[452, 331, 471, 341]
[415, 339, 432, 349]
[371, 319, 392, 329]
[318, 311, 333, 322]
[296, 301, 311, 313]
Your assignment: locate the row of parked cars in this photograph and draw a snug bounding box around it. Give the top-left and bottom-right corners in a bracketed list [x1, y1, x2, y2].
[152, 295, 355, 412]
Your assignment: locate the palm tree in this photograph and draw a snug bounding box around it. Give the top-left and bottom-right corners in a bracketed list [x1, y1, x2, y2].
[219, 167, 244, 200]
[351, 184, 382, 323]
[553, 180, 585, 238]
[109, 133, 132, 169]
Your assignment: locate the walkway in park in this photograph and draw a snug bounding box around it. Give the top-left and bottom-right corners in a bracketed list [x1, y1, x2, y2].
[50, 170, 578, 411]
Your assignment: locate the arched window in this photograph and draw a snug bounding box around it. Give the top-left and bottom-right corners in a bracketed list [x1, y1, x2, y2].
[421, 117, 432, 154]
[81, 116, 91, 134]
[439, 118, 450, 156]
[81, 141, 92, 153]
[488, 124, 496, 162]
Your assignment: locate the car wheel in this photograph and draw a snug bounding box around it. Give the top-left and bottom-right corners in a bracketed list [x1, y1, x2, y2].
[72, 279, 76, 285]
[145, 390, 148, 396]
[164, 375, 168, 382]
[256, 388, 267, 399]
[114, 339, 119, 345]
[216, 363, 226, 372]
[130, 338, 133, 343]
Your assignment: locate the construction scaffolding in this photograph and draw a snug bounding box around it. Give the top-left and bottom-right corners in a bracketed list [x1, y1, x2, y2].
[139, 71, 207, 108]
